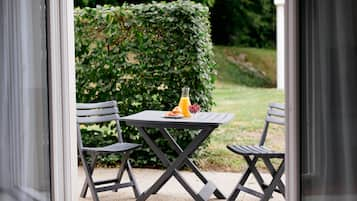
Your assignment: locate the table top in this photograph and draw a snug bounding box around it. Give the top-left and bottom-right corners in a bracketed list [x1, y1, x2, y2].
[121, 110, 234, 129]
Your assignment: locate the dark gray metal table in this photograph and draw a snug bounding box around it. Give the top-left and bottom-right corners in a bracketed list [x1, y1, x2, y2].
[121, 110, 234, 201]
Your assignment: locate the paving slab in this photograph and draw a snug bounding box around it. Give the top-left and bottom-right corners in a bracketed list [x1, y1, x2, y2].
[78, 167, 284, 201]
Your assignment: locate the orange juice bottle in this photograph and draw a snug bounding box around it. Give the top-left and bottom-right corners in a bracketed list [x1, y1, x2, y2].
[178, 87, 192, 117]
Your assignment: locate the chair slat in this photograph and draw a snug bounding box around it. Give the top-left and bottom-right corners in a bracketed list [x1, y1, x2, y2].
[248, 145, 265, 154]
[77, 114, 120, 124]
[267, 108, 285, 117]
[269, 103, 285, 110]
[77, 101, 117, 109]
[77, 107, 119, 117]
[228, 145, 284, 157]
[237, 145, 251, 153]
[265, 116, 285, 125]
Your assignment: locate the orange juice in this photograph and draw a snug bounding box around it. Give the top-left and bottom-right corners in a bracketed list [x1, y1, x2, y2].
[179, 97, 191, 117]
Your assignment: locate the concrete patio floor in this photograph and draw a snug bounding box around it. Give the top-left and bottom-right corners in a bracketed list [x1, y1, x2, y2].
[78, 167, 284, 201]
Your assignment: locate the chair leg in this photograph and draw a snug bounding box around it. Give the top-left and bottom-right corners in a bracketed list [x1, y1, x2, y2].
[114, 152, 131, 192]
[245, 156, 267, 192]
[80, 153, 97, 198]
[261, 160, 285, 201]
[79, 152, 100, 201]
[113, 152, 140, 198]
[126, 160, 140, 198]
[228, 156, 259, 201]
[262, 158, 285, 197]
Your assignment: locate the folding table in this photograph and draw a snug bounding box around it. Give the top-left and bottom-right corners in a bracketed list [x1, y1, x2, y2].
[121, 110, 234, 201]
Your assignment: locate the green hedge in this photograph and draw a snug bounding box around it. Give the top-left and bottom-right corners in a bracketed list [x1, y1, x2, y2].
[75, 1, 216, 167]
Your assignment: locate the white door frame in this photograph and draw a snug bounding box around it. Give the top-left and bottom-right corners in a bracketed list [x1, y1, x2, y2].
[47, 0, 77, 201]
[286, 0, 300, 200]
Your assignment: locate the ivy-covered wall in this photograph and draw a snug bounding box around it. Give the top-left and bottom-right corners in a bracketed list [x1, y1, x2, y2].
[75, 1, 216, 167]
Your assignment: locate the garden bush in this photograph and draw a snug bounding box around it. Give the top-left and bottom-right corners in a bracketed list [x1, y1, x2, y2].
[75, 1, 216, 167]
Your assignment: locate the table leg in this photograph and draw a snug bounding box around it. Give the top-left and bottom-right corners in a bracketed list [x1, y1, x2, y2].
[136, 126, 216, 201]
[137, 127, 202, 200]
[159, 128, 226, 199]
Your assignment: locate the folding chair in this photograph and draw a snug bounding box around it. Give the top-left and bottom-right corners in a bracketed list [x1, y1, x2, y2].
[227, 103, 285, 201]
[77, 101, 141, 201]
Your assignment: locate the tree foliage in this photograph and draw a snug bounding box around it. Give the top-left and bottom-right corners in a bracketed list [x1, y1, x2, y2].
[74, 0, 215, 8]
[211, 0, 276, 48]
[74, 0, 276, 48]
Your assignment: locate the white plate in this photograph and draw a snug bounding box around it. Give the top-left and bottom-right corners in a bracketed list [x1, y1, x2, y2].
[162, 115, 184, 119]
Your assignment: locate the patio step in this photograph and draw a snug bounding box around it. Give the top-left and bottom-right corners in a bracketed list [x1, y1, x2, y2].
[197, 181, 217, 201]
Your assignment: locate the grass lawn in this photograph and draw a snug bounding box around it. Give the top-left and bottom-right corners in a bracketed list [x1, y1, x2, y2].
[197, 46, 284, 172]
[213, 46, 276, 87]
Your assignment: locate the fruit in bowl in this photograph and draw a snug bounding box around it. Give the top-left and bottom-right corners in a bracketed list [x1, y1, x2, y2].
[189, 103, 201, 114]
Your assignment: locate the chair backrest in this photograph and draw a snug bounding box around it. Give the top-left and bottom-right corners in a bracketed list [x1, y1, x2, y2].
[259, 103, 285, 146]
[76, 100, 123, 149]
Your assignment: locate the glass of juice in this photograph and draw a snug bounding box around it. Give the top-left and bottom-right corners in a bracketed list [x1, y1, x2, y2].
[178, 87, 192, 117]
